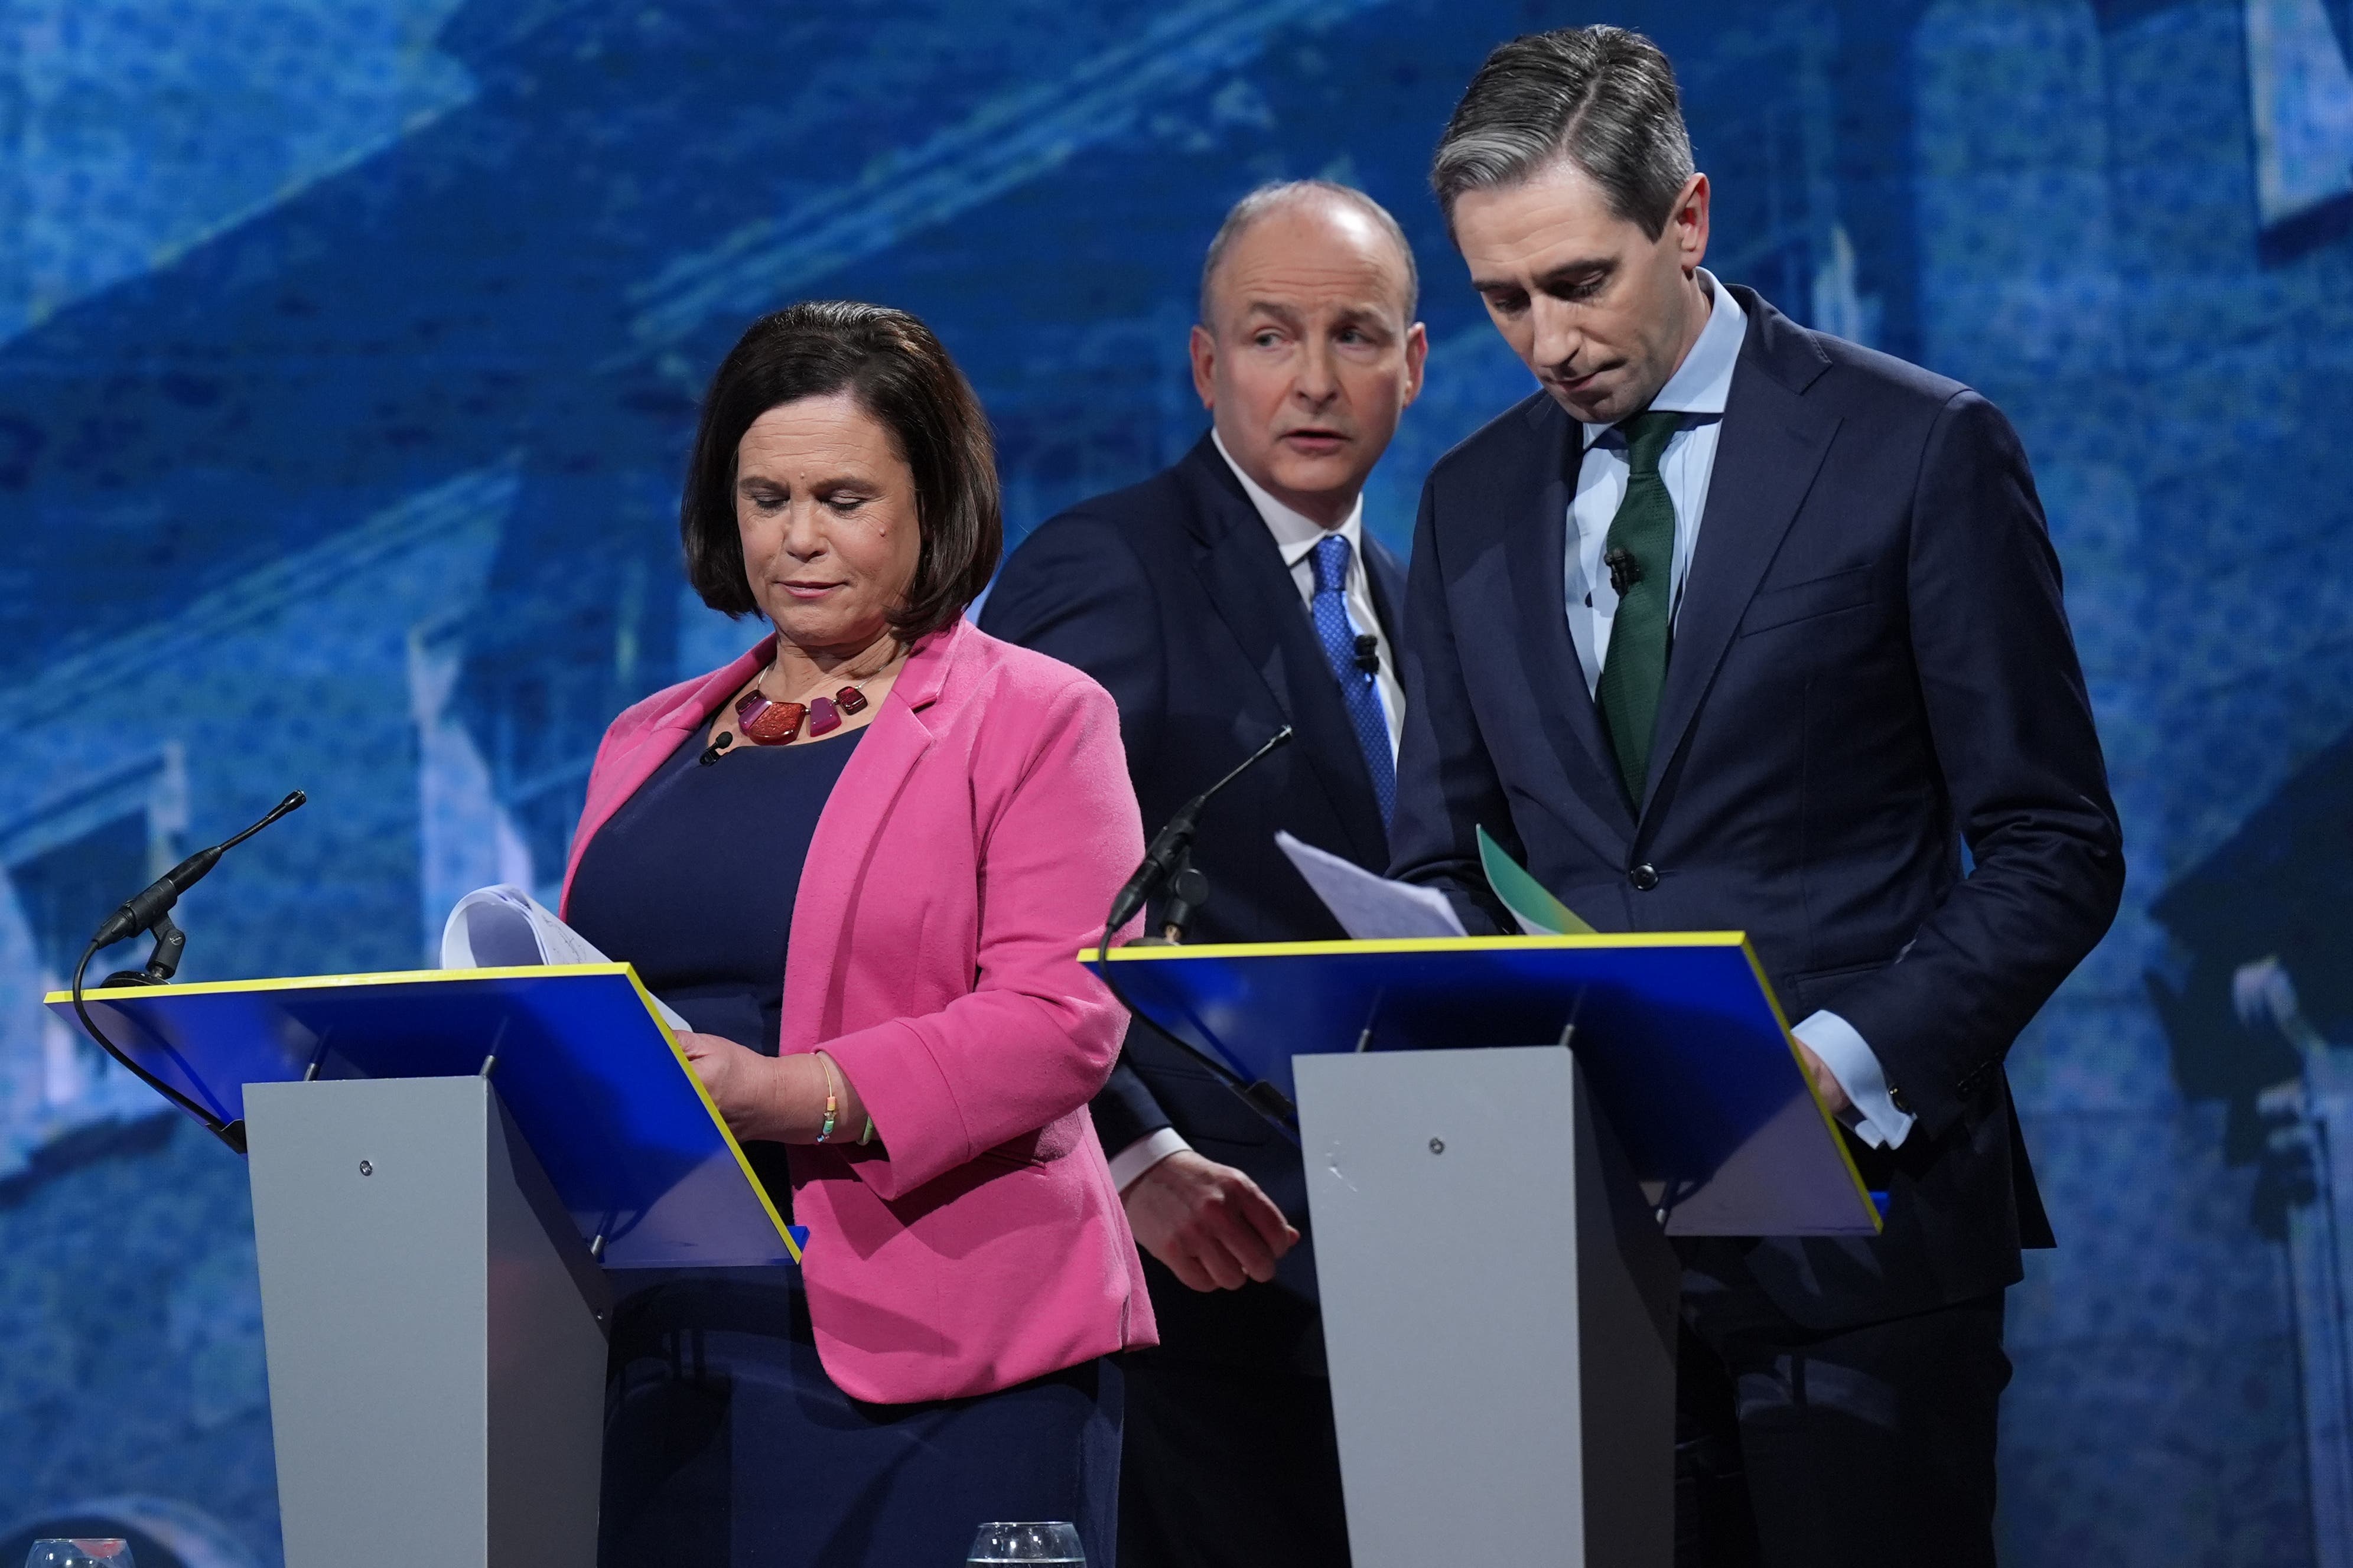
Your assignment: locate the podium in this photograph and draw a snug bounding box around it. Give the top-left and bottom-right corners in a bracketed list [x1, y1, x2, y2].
[46, 964, 799, 1568]
[1104, 933, 1880, 1568]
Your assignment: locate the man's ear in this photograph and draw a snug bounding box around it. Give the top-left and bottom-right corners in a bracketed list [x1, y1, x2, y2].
[1402, 321, 1430, 409]
[1672, 172, 1710, 272]
[1189, 323, 1218, 409]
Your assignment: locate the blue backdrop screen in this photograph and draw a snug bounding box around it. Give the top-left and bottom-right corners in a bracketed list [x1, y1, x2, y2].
[4, 2, 2352, 1563]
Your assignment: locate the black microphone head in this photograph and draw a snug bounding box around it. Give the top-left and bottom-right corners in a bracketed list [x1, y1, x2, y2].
[216, 790, 308, 854]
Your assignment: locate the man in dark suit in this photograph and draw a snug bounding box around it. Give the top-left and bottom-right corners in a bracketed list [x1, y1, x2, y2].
[980, 179, 1426, 1568]
[1389, 28, 2124, 1568]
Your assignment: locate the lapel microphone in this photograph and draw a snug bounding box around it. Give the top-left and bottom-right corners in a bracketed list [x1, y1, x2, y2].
[1605, 547, 1643, 596]
[1352, 634, 1380, 676]
[699, 732, 735, 767]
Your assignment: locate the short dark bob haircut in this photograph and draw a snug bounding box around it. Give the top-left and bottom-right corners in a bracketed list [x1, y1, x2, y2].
[681, 300, 1001, 640]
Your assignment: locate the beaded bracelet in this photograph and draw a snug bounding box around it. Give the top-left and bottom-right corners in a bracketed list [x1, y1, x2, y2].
[814, 1052, 842, 1143]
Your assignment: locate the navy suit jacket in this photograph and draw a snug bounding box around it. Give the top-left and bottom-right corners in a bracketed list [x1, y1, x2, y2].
[1389, 288, 2125, 1328]
[979, 432, 1403, 1371]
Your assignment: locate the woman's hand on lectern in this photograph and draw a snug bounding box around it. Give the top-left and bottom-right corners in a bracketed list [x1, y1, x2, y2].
[676, 1031, 867, 1145]
[678, 1031, 773, 1130]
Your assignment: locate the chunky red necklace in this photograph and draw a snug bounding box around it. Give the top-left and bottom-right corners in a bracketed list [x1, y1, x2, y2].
[734, 670, 876, 745]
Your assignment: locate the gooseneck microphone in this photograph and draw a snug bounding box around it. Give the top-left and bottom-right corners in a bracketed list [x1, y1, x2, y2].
[72, 790, 308, 1154]
[1095, 726, 1302, 1135]
[88, 790, 306, 953]
[1105, 725, 1291, 935]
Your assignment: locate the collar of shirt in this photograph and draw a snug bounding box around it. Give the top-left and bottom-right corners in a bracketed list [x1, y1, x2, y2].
[1210, 427, 1403, 752]
[1211, 428, 1368, 575]
[1577, 268, 1746, 453]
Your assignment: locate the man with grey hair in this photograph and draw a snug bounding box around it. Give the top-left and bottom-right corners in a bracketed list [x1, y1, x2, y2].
[1390, 26, 2121, 1568]
[982, 178, 1426, 1567]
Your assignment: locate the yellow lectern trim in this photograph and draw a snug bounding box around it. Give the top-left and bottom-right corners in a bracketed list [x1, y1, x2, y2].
[1077, 930, 1885, 1236]
[619, 968, 802, 1263]
[48, 963, 805, 1263]
[1079, 930, 1755, 963]
[45, 961, 640, 1003]
[1733, 945, 1881, 1230]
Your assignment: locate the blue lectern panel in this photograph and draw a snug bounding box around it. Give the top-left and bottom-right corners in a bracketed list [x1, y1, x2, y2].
[1104, 935, 1880, 1237]
[46, 966, 801, 1268]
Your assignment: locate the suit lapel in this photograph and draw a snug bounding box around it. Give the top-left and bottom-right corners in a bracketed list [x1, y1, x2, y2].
[1642, 291, 1838, 815]
[1176, 439, 1389, 865]
[1365, 534, 1406, 646]
[1505, 400, 1637, 839]
[559, 641, 769, 914]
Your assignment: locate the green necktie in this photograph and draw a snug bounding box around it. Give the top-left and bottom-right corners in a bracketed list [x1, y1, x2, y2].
[1595, 410, 1683, 806]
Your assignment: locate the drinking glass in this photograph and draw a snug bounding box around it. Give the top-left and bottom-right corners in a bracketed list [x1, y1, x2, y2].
[966, 1520, 1083, 1565]
[25, 1544, 134, 1568]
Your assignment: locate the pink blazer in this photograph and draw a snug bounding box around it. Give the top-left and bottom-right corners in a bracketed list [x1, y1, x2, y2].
[561, 617, 1157, 1402]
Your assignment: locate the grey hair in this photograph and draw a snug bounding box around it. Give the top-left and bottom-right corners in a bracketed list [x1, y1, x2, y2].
[1431, 27, 1694, 240]
[1197, 179, 1420, 328]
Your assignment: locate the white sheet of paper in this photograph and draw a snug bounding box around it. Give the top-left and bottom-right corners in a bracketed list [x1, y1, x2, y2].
[440, 884, 692, 1032]
[1275, 832, 1467, 941]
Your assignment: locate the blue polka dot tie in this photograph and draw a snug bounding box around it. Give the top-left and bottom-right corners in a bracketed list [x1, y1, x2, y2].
[1310, 534, 1397, 827]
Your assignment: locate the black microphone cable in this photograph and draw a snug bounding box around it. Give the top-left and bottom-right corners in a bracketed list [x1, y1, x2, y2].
[1088, 915, 1299, 1135]
[71, 941, 246, 1152]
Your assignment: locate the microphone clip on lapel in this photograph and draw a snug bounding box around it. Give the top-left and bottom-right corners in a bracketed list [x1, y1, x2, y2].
[1605, 547, 1644, 596]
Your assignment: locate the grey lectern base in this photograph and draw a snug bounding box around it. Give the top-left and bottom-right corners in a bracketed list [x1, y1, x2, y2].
[1297, 1046, 1680, 1567]
[245, 1075, 611, 1568]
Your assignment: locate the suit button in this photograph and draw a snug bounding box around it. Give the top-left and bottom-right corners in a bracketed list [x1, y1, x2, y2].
[1629, 863, 1659, 891]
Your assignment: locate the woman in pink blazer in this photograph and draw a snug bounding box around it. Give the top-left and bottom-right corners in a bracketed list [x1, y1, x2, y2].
[561, 301, 1155, 1567]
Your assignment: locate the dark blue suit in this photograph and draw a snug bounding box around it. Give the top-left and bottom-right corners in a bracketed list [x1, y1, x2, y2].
[1388, 288, 2123, 1564]
[981, 432, 1400, 1568]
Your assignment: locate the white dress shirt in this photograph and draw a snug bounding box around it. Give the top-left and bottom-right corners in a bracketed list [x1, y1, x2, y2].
[1563, 271, 1914, 1150]
[1564, 269, 1741, 685]
[1107, 436, 1407, 1193]
[1213, 430, 1404, 754]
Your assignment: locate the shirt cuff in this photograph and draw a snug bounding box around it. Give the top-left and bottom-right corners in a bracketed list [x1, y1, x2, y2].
[1794, 1009, 1915, 1150]
[1107, 1127, 1192, 1194]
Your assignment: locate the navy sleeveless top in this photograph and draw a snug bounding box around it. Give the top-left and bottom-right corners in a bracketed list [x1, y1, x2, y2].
[568, 723, 867, 1210]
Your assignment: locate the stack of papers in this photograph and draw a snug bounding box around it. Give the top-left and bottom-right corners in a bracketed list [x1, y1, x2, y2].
[1275, 832, 1466, 940]
[441, 885, 691, 1032]
[1273, 829, 1597, 940]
